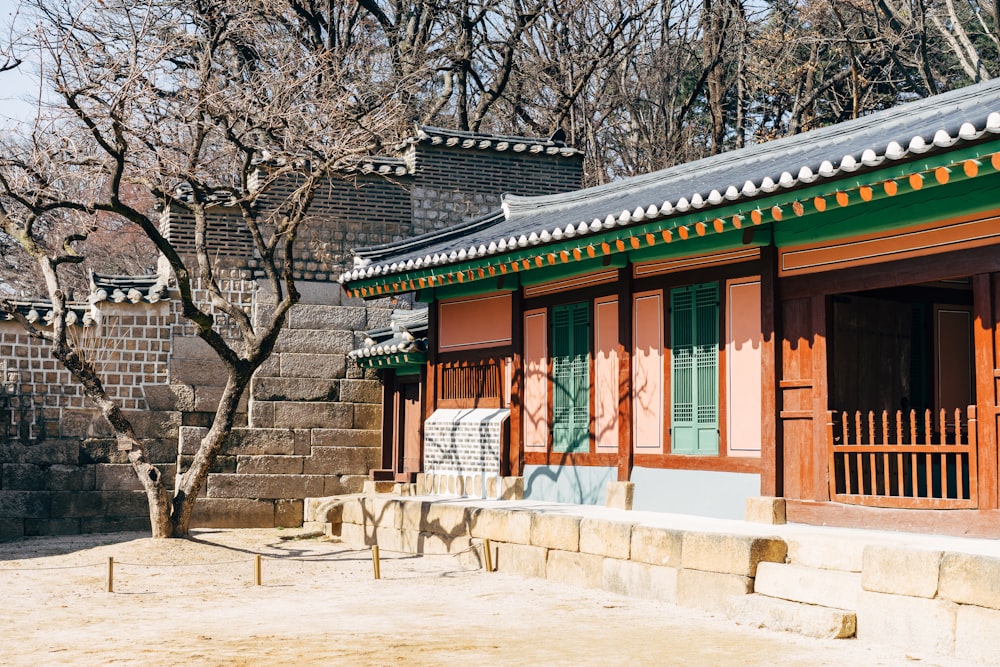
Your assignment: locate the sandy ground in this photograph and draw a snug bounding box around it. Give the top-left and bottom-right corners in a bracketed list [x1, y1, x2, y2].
[0, 529, 970, 666]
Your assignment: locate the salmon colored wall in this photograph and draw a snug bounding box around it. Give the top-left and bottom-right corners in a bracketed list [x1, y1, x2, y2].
[633, 290, 664, 453]
[594, 296, 620, 452]
[727, 278, 762, 456]
[523, 308, 548, 451]
[438, 293, 513, 352]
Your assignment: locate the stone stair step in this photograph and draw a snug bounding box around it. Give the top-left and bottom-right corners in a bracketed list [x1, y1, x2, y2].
[729, 594, 857, 639]
[785, 534, 866, 572]
[755, 562, 862, 610]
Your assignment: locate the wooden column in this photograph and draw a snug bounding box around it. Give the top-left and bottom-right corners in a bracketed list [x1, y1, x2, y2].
[810, 294, 831, 501]
[617, 268, 634, 482]
[509, 289, 524, 477]
[973, 273, 999, 509]
[424, 302, 438, 425]
[760, 244, 782, 497]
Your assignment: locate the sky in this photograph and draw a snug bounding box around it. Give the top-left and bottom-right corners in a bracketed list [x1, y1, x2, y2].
[0, 0, 41, 127]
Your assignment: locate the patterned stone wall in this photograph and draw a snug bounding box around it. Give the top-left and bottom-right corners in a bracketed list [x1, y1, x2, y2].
[422, 408, 510, 499]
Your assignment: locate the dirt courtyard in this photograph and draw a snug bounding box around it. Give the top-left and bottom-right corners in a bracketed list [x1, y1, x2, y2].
[0, 529, 968, 666]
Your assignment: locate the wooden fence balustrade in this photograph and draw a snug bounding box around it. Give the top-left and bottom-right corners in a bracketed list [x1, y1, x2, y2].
[828, 406, 978, 509]
[438, 359, 502, 408]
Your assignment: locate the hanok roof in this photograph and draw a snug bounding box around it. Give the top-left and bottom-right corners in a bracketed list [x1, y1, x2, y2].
[1, 271, 171, 325]
[342, 79, 1000, 291]
[398, 125, 582, 158]
[348, 307, 429, 368]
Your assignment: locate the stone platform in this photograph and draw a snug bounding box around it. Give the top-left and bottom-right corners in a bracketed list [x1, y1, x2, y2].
[305, 492, 1000, 664]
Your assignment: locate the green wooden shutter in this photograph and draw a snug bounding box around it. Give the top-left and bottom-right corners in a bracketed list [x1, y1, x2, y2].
[671, 283, 719, 454]
[553, 302, 590, 453]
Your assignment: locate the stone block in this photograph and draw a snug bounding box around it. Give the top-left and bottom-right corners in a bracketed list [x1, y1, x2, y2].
[495, 542, 547, 578]
[367, 496, 404, 530]
[862, 545, 941, 599]
[171, 335, 218, 360]
[21, 440, 79, 465]
[142, 384, 196, 412]
[304, 446, 380, 475]
[47, 465, 95, 492]
[0, 490, 51, 518]
[363, 480, 396, 494]
[754, 562, 862, 610]
[206, 473, 327, 499]
[303, 496, 348, 524]
[254, 355, 281, 378]
[273, 402, 353, 430]
[546, 549, 604, 589]
[530, 512, 581, 551]
[337, 520, 373, 547]
[122, 410, 181, 440]
[605, 481, 634, 510]
[728, 594, 856, 639]
[602, 558, 678, 602]
[249, 401, 274, 428]
[856, 591, 957, 656]
[95, 464, 143, 491]
[0, 518, 24, 539]
[45, 490, 102, 518]
[222, 428, 297, 456]
[275, 499, 304, 528]
[630, 525, 683, 567]
[251, 377, 339, 402]
[579, 518, 632, 559]
[956, 604, 1000, 663]
[190, 498, 275, 528]
[938, 553, 1000, 610]
[468, 507, 532, 543]
[170, 357, 227, 386]
[500, 477, 524, 500]
[279, 353, 346, 379]
[27, 518, 83, 536]
[310, 428, 381, 448]
[416, 501, 472, 537]
[352, 403, 382, 430]
[100, 490, 149, 517]
[275, 328, 355, 354]
[745, 496, 786, 524]
[329, 475, 366, 495]
[289, 305, 367, 331]
[236, 455, 304, 475]
[1, 464, 46, 491]
[339, 496, 369, 525]
[681, 532, 787, 577]
[59, 409, 113, 438]
[194, 386, 248, 413]
[400, 530, 473, 555]
[80, 516, 150, 533]
[786, 534, 863, 572]
[676, 568, 753, 611]
[340, 379, 383, 404]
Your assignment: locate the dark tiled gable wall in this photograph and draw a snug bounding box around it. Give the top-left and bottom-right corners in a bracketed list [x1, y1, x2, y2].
[162, 143, 583, 279]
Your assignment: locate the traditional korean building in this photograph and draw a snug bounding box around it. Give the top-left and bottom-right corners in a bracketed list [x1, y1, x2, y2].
[342, 79, 1000, 537]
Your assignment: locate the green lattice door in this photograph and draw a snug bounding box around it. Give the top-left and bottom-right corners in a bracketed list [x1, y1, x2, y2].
[671, 283, 719, 454]
[553, 302, 590, 453]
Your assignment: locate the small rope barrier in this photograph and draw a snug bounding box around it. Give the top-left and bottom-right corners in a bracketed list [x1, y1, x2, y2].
[0, 537, 495, 591]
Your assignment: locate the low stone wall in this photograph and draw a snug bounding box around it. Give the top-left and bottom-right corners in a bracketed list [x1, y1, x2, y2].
[307, 494, 786, 613]
[307, 494, 1000, 663]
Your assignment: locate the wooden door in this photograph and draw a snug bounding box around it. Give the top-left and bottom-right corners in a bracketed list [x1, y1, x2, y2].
[780, 295, 830, 502]
[395, 381, 423, 482]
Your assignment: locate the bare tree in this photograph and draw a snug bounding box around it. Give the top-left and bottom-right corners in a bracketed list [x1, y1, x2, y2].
[0, 0, 413, 537]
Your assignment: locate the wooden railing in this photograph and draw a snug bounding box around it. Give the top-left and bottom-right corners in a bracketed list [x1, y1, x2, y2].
[438, 359, 502, 408]
[828, 406, 978, 509]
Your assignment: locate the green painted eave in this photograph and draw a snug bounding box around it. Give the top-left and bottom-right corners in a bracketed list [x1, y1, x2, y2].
[345, 139, 1000, 299]
[355, 351, 427, 371]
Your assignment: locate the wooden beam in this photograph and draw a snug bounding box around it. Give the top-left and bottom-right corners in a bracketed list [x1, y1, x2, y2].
[973, 273, 999, 509]
[617, 268, 634, 482]
[760, 243, 782, 496]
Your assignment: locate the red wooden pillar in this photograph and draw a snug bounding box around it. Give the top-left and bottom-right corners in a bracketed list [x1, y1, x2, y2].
[509, 289, 524, 477]
[972, 272, 999, 509]
[617, 268, 634, 482]
[760, 244, 782, 497]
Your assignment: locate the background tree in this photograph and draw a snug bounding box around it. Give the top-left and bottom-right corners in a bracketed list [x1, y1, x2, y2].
[0, 0, 414, 537]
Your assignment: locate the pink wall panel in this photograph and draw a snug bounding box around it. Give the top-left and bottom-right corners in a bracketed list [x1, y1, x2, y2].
[727, 278, 762, 455]
[438, 293, 513, 352]
[594, 297, 620, 452]
[523, 308, 549, 451]
[632, 290, 663, 452]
